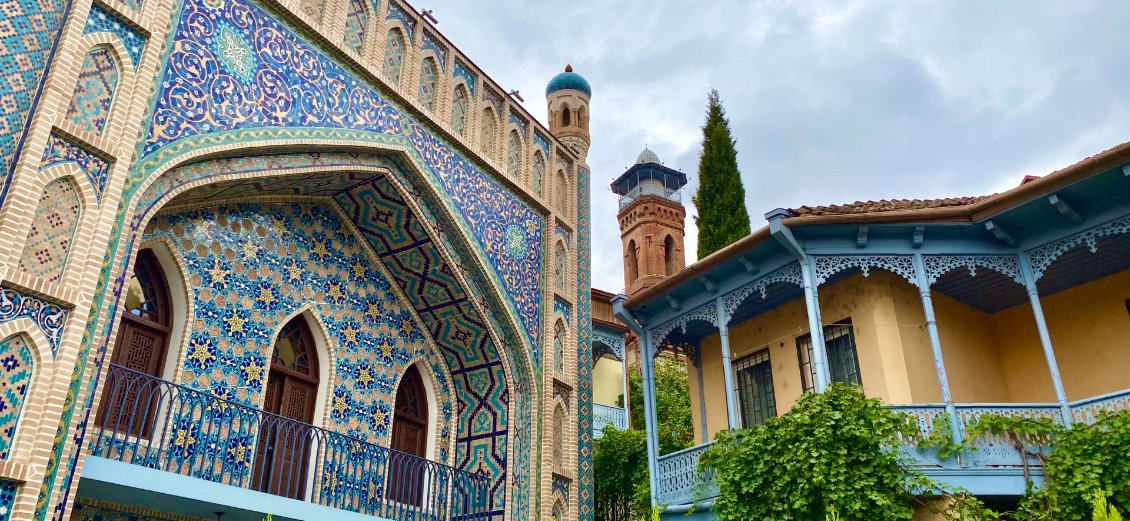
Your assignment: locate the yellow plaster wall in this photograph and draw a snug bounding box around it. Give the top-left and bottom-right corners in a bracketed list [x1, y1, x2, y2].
[592, 357, 625, 406]
[994, 268, 1130, 402]
[686, 268, 1130, 442]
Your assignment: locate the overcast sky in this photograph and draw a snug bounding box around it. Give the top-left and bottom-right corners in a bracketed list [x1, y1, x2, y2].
[423, 0, 1130, 292]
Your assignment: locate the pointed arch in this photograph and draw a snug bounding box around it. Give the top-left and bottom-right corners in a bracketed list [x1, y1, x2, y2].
[663, 234, 676, 275]
[554, 318, 566, 376]
[479, 108, 496, 156]
[0, 334, 35, 459]
[552, 402, 566, 468]
[627, 239, 639, 282]
[555, 241, 567, 293]
[450, 83, 469, 135]
[383, 28, 406, 85]
[66, 46, 120, 134]
[532, 151, 545, 196]
[507, 130, 522, 178]
[555, 169, 569, 214]
[18, 176, 83, 282]
[560, 103, 571, 127]
[416, 57, 438, 110]
[343, 0, 369, 55]
[578, 105, 588, 128]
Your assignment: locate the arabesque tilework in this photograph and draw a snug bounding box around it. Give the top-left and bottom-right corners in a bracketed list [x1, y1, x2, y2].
[138, 0, 544, 350]
[65, 48, 119, 135]
[17, 176, 82, 283]
[417, 57, 438, 110]
[453, 59, 475, 93]
[0, 335, 33, 459]
[143, 202, 455, 448]
[0, 289, 67, 356]
[0, 0, 67, 191]
[421, 29, 446, 67]
[82, 5, 145, 67]
[40, 132, 111, 201]
[385, 1, 415, 40]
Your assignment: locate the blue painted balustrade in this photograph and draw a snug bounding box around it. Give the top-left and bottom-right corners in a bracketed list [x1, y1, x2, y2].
[593, 404, 628, 439]
[89, 364, 491, 520]
[653, 390, 1130, 507]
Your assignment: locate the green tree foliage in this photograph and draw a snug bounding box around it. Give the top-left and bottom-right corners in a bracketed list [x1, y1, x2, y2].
[593, 427, 651, 518]
[692, 90, 752, 258]
[701, 384, 922, 521]
[1016, 412, 1130, 520]
[623, 357, 694, 455]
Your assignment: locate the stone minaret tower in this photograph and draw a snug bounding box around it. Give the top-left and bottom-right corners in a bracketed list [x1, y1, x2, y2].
[545, 64, 591, 159]
[612, 148, 688, 296]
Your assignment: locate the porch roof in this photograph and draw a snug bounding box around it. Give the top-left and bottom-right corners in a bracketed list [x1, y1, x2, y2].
[625, 139, 1130, 314]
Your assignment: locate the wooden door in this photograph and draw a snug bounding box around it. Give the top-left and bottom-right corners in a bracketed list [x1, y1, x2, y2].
[389, 365, 428, 505]
[96, 249, 171, 438]
[252, 316, 318, 500]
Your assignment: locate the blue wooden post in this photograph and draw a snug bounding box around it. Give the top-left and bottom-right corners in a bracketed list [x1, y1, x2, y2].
[639, 333, 662, 506]
[1019, 253, 1074, 427]
[912, 254, 966, 454]
[694, 352, 709, 443]
[801, 259, 831, 392]
[715, 297, 741, 429]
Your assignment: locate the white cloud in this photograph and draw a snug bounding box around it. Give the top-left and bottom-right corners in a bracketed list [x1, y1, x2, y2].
[424, 0, 1130, 291]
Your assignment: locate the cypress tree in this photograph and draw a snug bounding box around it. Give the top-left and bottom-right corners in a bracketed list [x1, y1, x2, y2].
[692, 90, 752, 258]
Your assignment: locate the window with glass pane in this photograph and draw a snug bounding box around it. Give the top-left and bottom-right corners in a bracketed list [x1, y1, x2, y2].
[797, 319, 861, 392]
[734, 349, 776, 427]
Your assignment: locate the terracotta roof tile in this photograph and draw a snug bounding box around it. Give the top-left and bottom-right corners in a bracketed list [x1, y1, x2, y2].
[789, 195, 993, 217]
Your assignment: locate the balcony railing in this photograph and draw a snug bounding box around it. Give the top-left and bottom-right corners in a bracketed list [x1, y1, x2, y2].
[89, 364, 490, 520]
[653, 389, 1130, 507]
[593, 404, 628, 439]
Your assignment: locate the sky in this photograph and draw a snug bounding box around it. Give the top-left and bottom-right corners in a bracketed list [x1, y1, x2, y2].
[421, 0, 1130, 292]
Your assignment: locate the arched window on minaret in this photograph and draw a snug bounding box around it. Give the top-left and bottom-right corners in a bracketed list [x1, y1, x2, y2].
[560, 103, 571, 127]
[664, 234, 676, 276]
[578, 105, 588, 128]
[627, 239, 639, 283]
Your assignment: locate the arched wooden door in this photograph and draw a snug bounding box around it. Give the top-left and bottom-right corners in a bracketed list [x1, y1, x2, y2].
[97, 249, 172, 437]
[389, 365, 429, 505]
[252, 316, 319, 500]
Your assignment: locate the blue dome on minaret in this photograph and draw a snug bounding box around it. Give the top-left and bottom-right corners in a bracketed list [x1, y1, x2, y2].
[546, 64, 592, 97]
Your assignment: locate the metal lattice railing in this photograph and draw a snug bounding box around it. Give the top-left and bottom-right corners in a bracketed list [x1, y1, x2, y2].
[654, 442, 717, 507]
[89, 364, 491, 520]
[654, 390, 1130, 507]
[593, 404, 628, 439]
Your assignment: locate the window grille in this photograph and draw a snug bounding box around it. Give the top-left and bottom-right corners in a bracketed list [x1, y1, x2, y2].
[797, 319, 861, 393]
[733, 348, 776, 427]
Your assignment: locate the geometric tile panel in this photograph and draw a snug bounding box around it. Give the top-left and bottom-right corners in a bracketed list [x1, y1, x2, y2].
[82, 5, 145, 67]
[417, 57, 437, 111]
[334, 176, 509, 516]
[0, 288, 67, 356]
[17, 176, 82, 283]
[421, 29, 446, 68]
[65, 48, 119, 135]
[142, 203, 455, 448]
[575, 166, 594, 520]
[40, 132, 111, 201]
[0, 335, 33, 459]
[383, 28, 405, 86]
[342, 0, 366, 56]
[139, 0, 544, 354]
[0, 479, 16, 521]
[0, 0, 67, 183]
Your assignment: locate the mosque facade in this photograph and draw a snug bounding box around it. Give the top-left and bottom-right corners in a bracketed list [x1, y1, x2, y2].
[0, 0, 595, 519]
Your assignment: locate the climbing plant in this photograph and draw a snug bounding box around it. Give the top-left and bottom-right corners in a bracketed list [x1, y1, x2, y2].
[1015, 412, 1130, 521]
